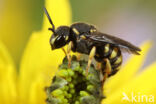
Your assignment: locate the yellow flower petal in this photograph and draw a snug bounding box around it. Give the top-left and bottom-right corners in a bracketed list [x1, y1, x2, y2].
[0, 40, 17, 104]
[19, 0, 72, 103]
[0, 0, 43, 65]
[29, 74, 47, 104]
[102, 62, 156, 104]
[104, 41, 152, 96]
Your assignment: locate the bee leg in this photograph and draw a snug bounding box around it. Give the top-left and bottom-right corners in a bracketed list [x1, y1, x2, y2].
[96, 62, 101, 70]
[77, 53, 81, 61]
[67, 41, 73, 68]
[62, 48, 67, 56]
[86, 46, 96, 76]
[103, 59, 112, 82]
[96, 62, 104, 82]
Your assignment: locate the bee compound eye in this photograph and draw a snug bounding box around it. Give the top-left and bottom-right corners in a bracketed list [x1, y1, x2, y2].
[50, 37, 56, 45]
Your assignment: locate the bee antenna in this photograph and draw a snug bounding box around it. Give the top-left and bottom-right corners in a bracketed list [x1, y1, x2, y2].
[44, 7, 56, 34]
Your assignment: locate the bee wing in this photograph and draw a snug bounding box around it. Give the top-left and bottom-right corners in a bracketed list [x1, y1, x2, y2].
[85, 32, 141, 55]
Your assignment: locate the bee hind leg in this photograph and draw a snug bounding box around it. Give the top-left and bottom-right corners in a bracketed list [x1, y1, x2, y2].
[103, 59, 112, 83]
[67, 41, 73, 68]
[86, 46, 96, 76]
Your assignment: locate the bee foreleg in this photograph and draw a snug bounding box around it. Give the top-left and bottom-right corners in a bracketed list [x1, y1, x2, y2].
[96, 62, 101, 70]
[96, 62, 104, 81]
[103, 59, 112, 81]
[62, 48, 67, 56]
[86, 46, 96, 76]
[67, 41, 73, 68]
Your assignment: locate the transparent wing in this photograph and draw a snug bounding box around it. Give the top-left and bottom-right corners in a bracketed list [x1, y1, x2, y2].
[85, 32, 141, 55]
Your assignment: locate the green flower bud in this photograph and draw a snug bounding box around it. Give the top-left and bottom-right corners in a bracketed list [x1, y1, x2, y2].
[64, 86, 69, 91]
[87, 85, 94, 91]
[57, 69, 68, 78]
[78, 67, 83, 73]
[63, 98, 68, 103]
[59, 95, 65, 99]
[67, 69, 75, 76]
[61, 86, 66, 91]
[70, 89, 75, 94]
[74, 66, 80, 71]
[80, 91, 89, 97]
[82, 70, 86, 76]
[80, 96, 96, 104]
[51, 89, 63, 97]
[66, 77, 72, 82]
[66, 94, 72, 98]
[63, 91, 68, 96]
[69, 83, 74, 89]
[75, 101, 80, 104]
[87, 74, 94, 80]
[46, 55, 103, 104]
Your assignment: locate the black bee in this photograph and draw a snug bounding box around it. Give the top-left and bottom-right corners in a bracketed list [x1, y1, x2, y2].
[44, 8, 141, 79]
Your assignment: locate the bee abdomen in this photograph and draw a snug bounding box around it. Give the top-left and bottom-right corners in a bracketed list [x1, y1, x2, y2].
[108, 47, 122, 76]
[98, 44, 122, 77]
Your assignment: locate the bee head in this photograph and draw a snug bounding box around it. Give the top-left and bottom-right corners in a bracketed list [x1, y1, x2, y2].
[44, 8, 70, 50]
[50, 26, 70, 50]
